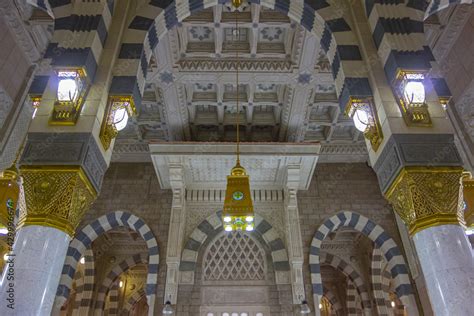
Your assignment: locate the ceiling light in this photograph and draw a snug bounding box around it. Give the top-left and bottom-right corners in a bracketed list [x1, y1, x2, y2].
[162, 301, 174, 315]
[222, 0, 254, 233]
[79, 257, 85, 264]
[300, 300, 311, 314]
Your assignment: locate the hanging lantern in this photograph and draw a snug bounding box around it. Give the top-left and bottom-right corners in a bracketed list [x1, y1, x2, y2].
[222, 160, 254, 232]
[393, 70, 431, 126]
[222, 0, 254, 232]
[99, 96, 137, 150]
[51, 68, 89, 125]
[0, 165, 19, 234]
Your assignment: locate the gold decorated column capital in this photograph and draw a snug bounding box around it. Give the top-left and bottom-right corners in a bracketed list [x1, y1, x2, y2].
[385, 166, 465, 236]
[18, 166, 97, 237]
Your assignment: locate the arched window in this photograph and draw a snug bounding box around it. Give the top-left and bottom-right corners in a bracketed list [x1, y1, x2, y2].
[203, 231, 266, 282]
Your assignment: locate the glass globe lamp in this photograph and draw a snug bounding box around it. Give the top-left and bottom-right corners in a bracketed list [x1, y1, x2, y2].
[162, 301, 173, 315]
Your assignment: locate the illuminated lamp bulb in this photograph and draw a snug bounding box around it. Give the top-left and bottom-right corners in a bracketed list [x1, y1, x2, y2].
[352, 108, 370, 133]
[225, 225, 233, 232]
[391, 301, 396, 308]
[404, 81, 425, 104]
[119, 280, 123, 288]
[3, 253, 8, 261]
[245, 216, 253, 222]
[0, 227, 7, 235]
[223, 216, 232, 223]
[79, 257, 85, 264]
[57, 78, 78, 102]
[319, 303, 322, 309]
[245, 224, 254, 232]
[113, 107, 129, 131]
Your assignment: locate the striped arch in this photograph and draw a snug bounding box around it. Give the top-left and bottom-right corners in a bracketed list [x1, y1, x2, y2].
[27, 0, 115, 82]
[179, 210, 290, 282]
[320, 252, 371, 315]
[77, 248, 95, 313]
[122, 289, 146, 315]
[112, 0, 372, 109]
[95, 253, 148, 311]
[322, 285, 344, 316]
[372, 247, 393, 316]
[425, 0, 474, 19]
[346, 280, 363, 316]
[71, 270, 84, 314]
[105, 281, 119, 316]
[56, 211, 159, 314]
[309, 211, 416, 314]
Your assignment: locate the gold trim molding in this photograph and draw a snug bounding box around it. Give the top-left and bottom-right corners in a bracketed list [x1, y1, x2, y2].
[18, 166, 97, 237]
[462, 172, 474, 227]
[385, 166, 465, 235]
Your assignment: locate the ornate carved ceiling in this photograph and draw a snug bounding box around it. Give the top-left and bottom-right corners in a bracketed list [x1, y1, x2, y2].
[113, 4, 368, 163]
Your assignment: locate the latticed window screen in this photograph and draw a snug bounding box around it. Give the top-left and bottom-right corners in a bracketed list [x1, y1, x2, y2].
[203, 232, 265, 281]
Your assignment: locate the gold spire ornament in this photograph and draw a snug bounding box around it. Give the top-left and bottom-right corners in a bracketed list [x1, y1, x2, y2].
[222, 1, 254, 232]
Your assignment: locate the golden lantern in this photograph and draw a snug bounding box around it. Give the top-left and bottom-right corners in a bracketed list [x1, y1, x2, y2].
[222, 0, 254, 232]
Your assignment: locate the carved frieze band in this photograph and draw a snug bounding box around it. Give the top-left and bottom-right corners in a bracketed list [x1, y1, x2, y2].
[20, 133, 108, 191]
[373, 134, 463, 193]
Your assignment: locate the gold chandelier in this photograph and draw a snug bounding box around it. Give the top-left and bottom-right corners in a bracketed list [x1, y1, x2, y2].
[222, 0, 254, 232]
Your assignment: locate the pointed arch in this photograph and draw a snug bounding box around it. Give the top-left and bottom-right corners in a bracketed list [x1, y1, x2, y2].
[95, 253, 148, 311]
[179, 210, 290, 283]
[112, 0, 372, 109]
[309, 211, 416, 314]
[104, 281, 119, 316]
[55, 211, 159, 315]
[77, 248, 95, 313]
[321, 252, 371, 315]
[322, 285, 344, 316]
[372, 247, 394, 316]
[123, 289, 146, 314]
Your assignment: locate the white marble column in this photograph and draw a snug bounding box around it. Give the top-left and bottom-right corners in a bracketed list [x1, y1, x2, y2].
[0, 225, 70, 315]
[412, 224, 474, 316]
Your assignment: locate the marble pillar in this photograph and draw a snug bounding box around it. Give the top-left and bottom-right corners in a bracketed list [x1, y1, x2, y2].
[385, 167, 473, 315]
[0, 226, 70, 315]
[412, 225, 474, 316]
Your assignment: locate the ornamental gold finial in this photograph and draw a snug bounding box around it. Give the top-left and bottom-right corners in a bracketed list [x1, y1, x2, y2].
[232, 0, 243, 8]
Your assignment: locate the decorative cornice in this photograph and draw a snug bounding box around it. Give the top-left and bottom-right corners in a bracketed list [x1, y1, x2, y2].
[177, 59, 296, 72]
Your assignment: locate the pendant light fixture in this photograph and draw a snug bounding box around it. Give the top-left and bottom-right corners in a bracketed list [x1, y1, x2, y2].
[222, 0, 254, 232]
